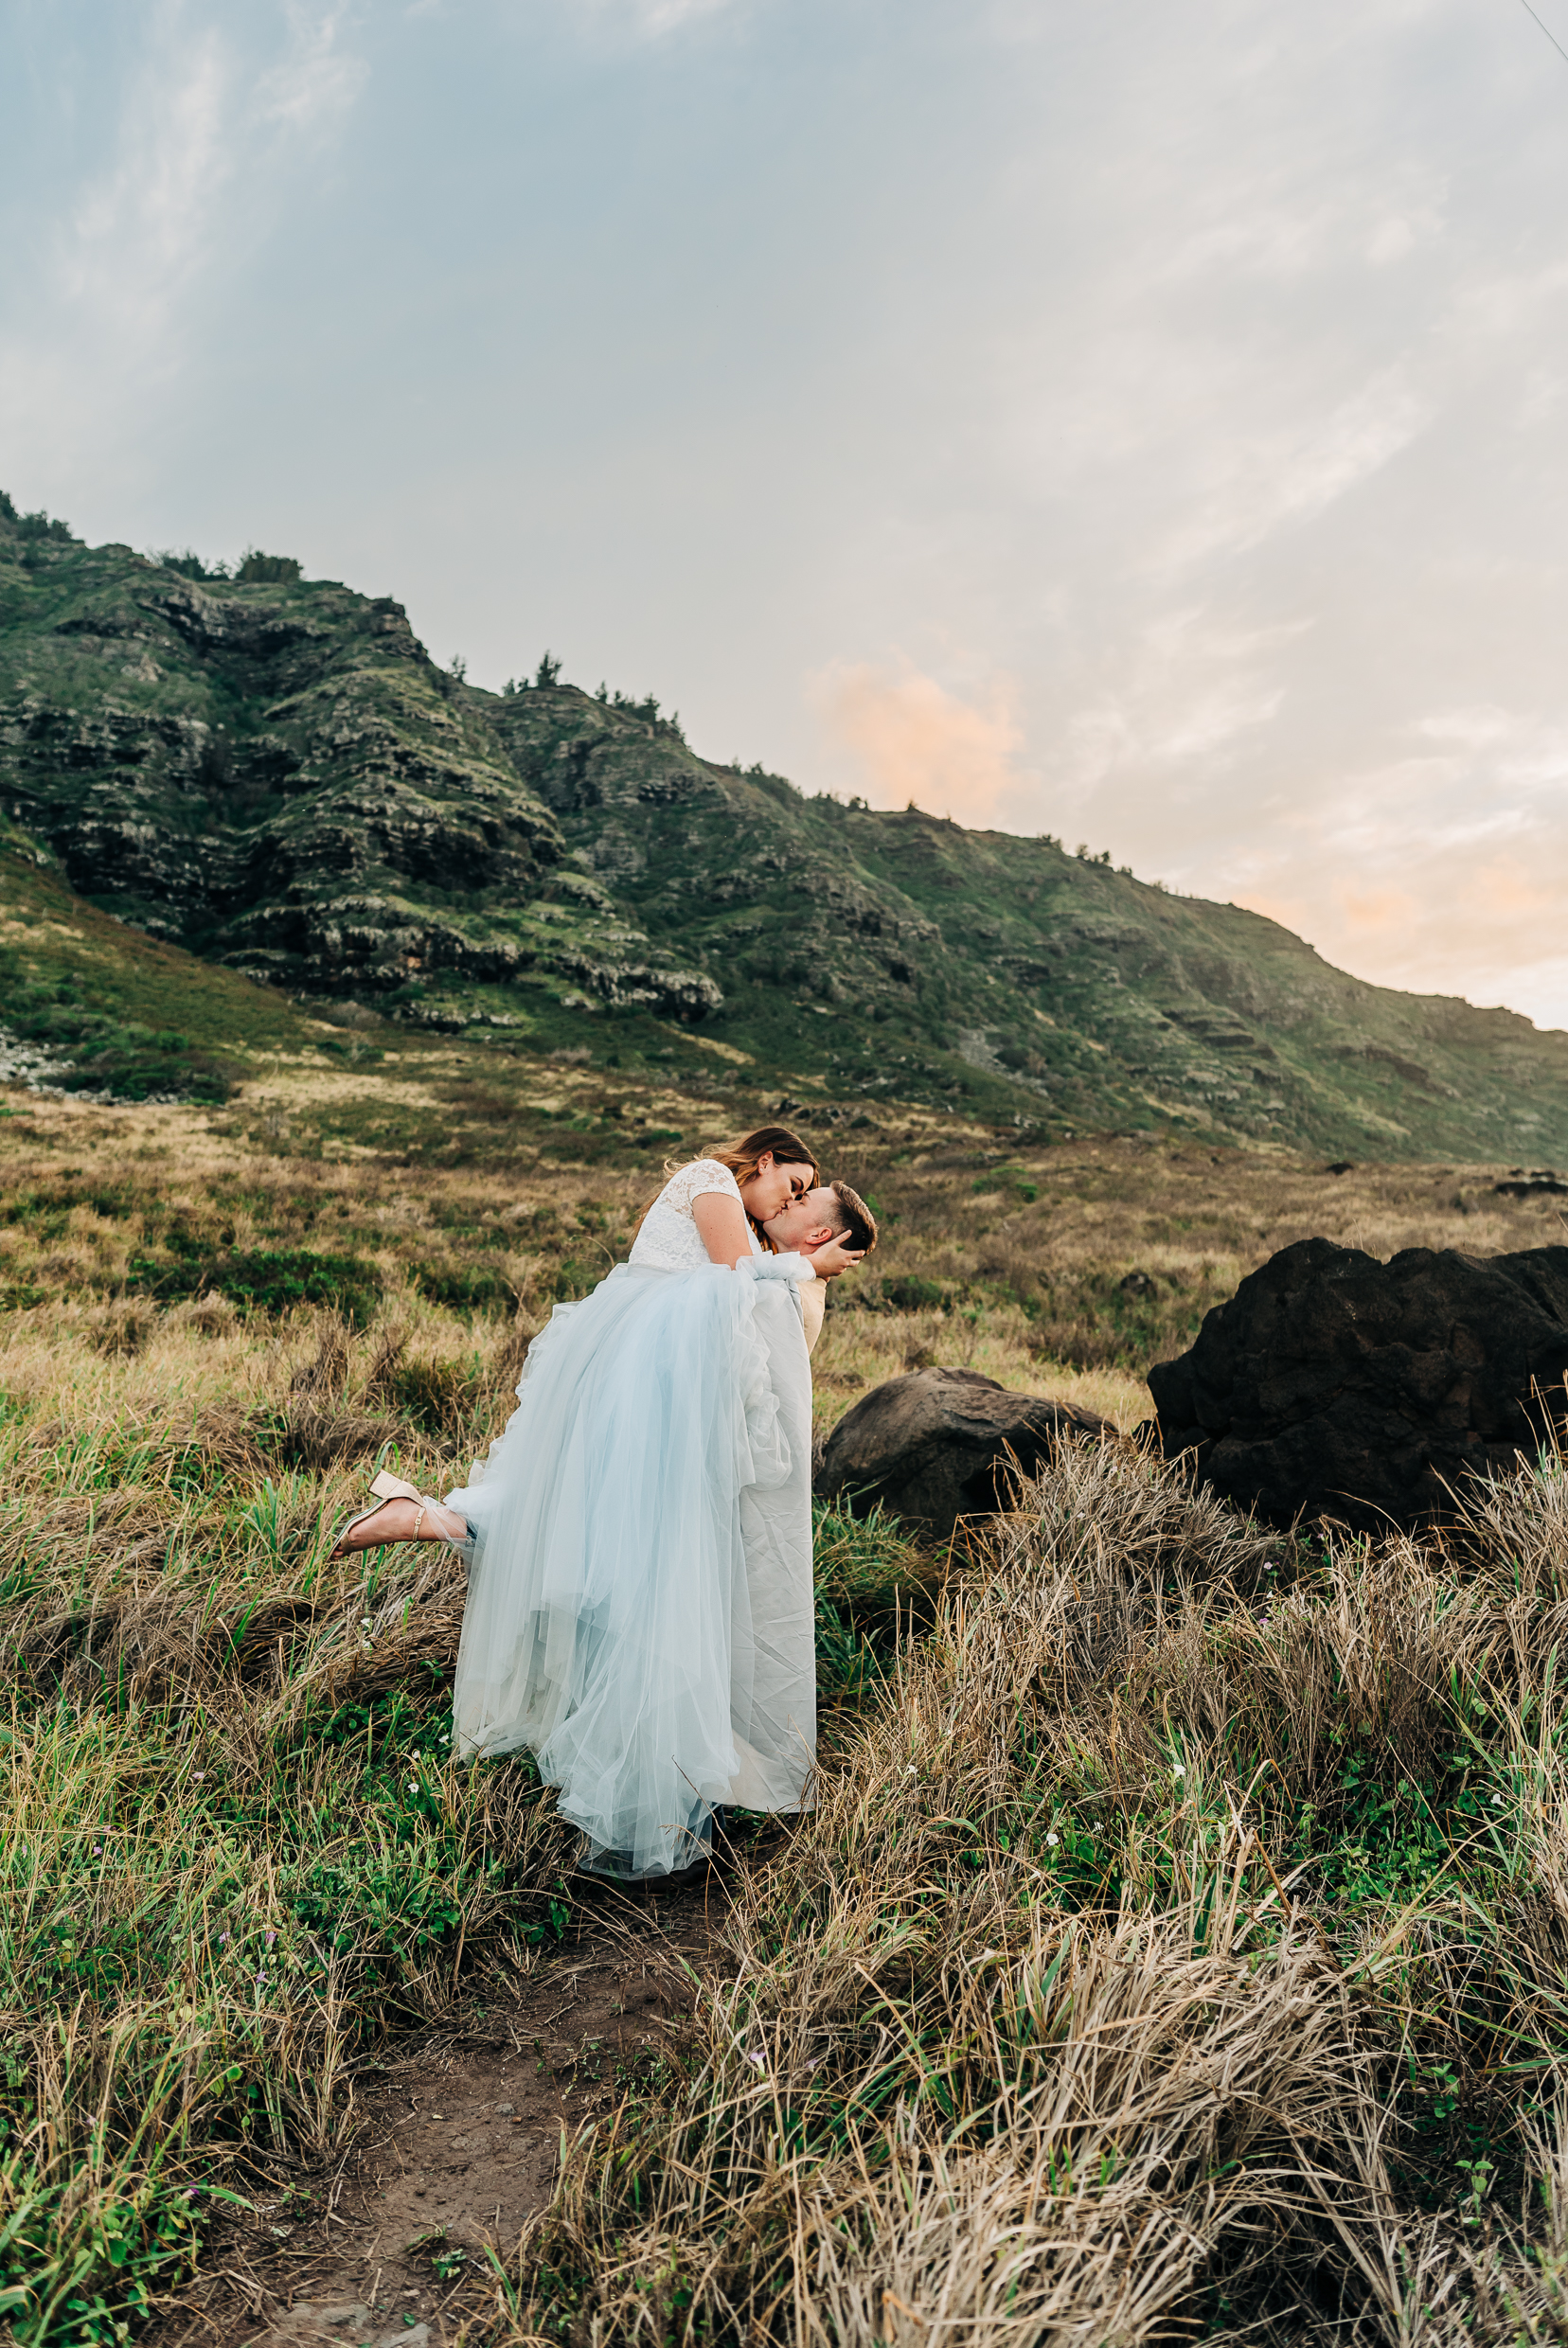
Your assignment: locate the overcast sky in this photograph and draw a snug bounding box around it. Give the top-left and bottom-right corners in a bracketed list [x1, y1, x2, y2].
[7, 0, 1568, 1025]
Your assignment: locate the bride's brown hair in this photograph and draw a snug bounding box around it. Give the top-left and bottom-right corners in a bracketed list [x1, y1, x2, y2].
[704, 1125, 820, 1197]
[637, 1125, 820, 1247]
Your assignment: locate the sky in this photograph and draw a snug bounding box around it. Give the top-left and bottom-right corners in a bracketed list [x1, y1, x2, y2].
[5, 0, 1568, 1027]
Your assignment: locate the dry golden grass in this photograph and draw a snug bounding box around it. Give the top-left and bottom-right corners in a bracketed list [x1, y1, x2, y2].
[5, 1087, 1568, 2341]
[810, 1300, 1147, 1431]
[512, 1435, 1568, 2347]
[2, 1090, 1559, 1438]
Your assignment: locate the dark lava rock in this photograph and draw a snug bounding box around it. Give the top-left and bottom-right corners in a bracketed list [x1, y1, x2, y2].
[816, 1365, 1113, 1539]
[1148, 1236, 1568, 1533]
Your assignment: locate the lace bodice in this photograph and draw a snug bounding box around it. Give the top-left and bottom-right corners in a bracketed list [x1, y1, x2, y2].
[629, 1160, 764, 1274]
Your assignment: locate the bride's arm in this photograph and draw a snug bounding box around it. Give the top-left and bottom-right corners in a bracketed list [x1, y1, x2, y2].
[692, 1192, 764, 1269]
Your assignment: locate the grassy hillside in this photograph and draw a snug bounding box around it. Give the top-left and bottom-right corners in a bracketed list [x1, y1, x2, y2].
[4, 492, 1568, 1163]
[0, 836, 315, 1103]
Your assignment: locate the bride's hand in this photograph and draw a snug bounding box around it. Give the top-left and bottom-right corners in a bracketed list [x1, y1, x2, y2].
[811, 1236, 864, 1279]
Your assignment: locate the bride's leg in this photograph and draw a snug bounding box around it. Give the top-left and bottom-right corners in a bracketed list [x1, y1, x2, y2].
[330, 1494, 471, 1557]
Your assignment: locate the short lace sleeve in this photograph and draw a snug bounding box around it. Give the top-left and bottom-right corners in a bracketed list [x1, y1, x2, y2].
[660, 1159, 742, 1218]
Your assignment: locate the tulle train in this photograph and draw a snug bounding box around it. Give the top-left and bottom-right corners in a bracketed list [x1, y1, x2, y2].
[447, 1263, 815, 1877]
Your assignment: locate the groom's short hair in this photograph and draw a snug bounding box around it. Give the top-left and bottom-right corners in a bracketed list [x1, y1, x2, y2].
[827, 1180, 878, 1254]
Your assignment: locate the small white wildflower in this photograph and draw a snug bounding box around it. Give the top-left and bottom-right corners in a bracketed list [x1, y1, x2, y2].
[1046, 1832, 1060, 1847]
[193, 1771, 205, 1783]
[1491, 1794, 1504, 1806]
[1172, 1764, 1186, 1779]
[408, 1779, 419, 1792]
[746, 2049, 766, 2070]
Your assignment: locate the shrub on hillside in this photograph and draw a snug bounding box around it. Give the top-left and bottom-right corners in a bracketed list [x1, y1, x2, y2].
[235, 549, 302, 583]
[128, 1244, 383, 1324]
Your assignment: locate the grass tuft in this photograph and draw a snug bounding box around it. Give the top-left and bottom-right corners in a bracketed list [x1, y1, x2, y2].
[501, 1433, 1568, 2347]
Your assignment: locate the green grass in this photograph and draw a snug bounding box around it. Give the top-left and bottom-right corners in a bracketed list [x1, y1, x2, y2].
[0, 1301, 581, 2345]
[126, 1240, 385, 1323]
[0, 843, 312, 1104]
[9, 1112, 1568, 2339]
[0, 1259, 935, 2346]
[811, 1496, 939, 1705]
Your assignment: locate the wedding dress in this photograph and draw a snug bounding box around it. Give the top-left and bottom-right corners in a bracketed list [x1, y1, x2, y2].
[447, 1161, 818, 1877]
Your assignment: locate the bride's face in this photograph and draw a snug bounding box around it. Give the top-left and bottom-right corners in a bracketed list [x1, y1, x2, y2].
[739, 1152, 814, 1220]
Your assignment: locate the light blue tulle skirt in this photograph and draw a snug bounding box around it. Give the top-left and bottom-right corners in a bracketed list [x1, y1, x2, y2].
[447, 1263, 816, 1878]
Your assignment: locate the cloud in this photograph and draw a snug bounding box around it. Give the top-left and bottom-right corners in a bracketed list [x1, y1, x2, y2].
[59, 2, 364, 357]
[1473, 858, 1558, 919]
[9, 0, 1568, 1037]
[569, 0, 738, 34]
[814, 660, 1030, 825]
[0, 1, 366, 482]
[61, 10, 234, 359]
[1157, 371, 1431, 575]
[1336, 882, 1419, 934]
[1218, 710, 1568, 1026]
[1046, 608, 1300, 817]
[258, 4, 368, 131]
[1161, 167, 1445, 288]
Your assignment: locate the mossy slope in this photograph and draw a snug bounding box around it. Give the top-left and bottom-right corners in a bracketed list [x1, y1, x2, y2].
[3, 496, 1566, 1159]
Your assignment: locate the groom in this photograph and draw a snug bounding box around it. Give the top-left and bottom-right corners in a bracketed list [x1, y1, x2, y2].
[764, 1177, 877, 1352]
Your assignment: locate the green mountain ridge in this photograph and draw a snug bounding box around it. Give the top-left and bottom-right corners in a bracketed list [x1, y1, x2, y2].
[3, 493, 1565, 1158]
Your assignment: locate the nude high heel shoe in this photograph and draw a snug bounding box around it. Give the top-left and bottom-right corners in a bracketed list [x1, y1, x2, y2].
[330, 1470, 472, 1560]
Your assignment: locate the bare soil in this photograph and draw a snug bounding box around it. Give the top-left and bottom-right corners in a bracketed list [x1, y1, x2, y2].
[150, 1867, 727, 2348]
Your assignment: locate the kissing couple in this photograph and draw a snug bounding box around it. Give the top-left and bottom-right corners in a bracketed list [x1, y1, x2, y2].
[332, 1127, 875, 1878]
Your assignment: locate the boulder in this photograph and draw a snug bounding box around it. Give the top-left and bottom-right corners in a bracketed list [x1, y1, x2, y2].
[1148, 1236, 1568, 1534]
[816, 1366, 1112, 1539]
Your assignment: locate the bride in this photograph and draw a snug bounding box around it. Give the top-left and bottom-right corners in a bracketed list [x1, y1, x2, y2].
[332, 1127, 870, 1877]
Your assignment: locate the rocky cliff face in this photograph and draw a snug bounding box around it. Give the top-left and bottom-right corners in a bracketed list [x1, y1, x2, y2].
[4, 497, 1568, 1157]
[0, 527, 716, 1023]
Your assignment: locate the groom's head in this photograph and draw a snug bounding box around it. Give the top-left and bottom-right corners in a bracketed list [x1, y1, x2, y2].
[765, 1179, 878, 1255]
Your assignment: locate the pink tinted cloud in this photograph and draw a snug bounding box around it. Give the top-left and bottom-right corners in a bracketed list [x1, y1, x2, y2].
[815, 660, 1027, 824]
[1227, 835, 1568, 1024]
[1473, 858, 1557, 921]
[1337, 882, 1418, 934]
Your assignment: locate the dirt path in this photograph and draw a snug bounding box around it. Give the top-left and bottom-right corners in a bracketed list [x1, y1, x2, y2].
[153, 1869, 725, 2348]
